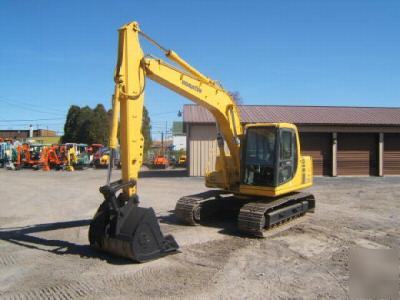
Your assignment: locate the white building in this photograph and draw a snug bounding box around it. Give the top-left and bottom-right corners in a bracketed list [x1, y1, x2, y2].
[173, 135, 186, 151]
[172, 121, 186, 151]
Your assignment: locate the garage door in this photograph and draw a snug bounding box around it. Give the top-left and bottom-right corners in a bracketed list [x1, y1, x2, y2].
[300, 133, 332, 176]
[384, 133, 400, 175]
[337, 133, 378, 176]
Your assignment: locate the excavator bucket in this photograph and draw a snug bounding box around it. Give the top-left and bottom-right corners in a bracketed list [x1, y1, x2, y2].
[89, 180, 179, 262]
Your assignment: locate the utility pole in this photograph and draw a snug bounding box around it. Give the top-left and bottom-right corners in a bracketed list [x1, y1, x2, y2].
[161, 131, 164, 155]
[164, 121, 168, 156]
[165, 120, 168, 140]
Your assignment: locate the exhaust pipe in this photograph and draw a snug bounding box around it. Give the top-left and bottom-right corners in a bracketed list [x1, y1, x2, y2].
[89, 180, 179, 262]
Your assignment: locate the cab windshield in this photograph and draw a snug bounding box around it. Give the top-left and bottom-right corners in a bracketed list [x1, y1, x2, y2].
[242, 127, 276, 186]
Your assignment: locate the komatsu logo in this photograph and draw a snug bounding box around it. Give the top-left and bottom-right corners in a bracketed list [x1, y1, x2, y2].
[181, 80, 202, 93]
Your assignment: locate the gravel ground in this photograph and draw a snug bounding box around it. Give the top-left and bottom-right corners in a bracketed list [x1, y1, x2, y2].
[0, 168, 399, 299]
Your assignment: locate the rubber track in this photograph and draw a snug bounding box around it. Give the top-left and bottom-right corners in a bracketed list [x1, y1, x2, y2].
[174, 196, 201, 225]
[238, 192, 314, 237]
[175, 190, 229, 225]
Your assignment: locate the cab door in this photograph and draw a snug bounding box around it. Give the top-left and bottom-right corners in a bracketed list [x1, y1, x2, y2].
[278, 129, 298, 185]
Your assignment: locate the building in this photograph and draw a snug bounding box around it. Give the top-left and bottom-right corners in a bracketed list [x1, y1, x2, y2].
[25, 136, 61, 145]
[0, 128, 57, 140]
[0, 128, 60, 144]
[148, 140, 173, 159]
[183, 104, 400, 177]
[171, 121, 186, 151]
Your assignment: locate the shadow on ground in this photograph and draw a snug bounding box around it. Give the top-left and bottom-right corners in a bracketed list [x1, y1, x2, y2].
[0, 219, 134, 265]
[139, 169, 188, 178]
[0, 206, 251, 266]
[158, 209, 250, 238]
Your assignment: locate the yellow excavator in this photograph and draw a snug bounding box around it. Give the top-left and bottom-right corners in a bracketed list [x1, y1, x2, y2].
[89, 22, 315, 262]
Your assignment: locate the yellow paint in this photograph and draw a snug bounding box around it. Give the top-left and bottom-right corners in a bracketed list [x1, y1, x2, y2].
[109, 21, 313, 199]
[66, 146, 76, 171]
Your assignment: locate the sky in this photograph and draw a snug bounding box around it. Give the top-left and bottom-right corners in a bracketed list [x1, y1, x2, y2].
[0, 0, 399, 140]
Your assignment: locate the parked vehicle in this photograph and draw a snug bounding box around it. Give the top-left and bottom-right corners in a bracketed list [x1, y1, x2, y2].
[176, 154, 186, 167]
[152, 154, 169, 169]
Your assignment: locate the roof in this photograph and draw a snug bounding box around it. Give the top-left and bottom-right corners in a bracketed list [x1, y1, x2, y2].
[151, 140, 173, 148]
[183, 104, 400, 126]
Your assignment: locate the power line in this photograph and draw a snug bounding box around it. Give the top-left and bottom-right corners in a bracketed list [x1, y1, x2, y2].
[0, 123, 65, 129]
[150, 110, 179, 117]
[0, 98, 65, 116]
[0, 117, 65, 122]
[0, 97, 66, 114]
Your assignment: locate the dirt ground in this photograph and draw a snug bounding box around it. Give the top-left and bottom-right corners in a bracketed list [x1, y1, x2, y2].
[0, 168, 399, 299]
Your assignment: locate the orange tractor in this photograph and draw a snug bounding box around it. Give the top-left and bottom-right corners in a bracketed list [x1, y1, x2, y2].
[46, 145, 68, 170]
[152, 154, 170, 169]
[14, 143, 50, 170]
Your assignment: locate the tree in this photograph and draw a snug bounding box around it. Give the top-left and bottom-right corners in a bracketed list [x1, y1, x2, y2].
[62, 104, 152, 152]
[62, 105, 81, 143]
[62, 104, 109, 145]
[229, 91, 243, 105]
[76, 106, 96, 144]
[93, 104, 109, 144]
[142, 106, 152, 160]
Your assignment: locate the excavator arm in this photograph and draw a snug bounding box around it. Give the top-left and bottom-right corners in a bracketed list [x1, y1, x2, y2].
[109, 22, 242, 196]
[90, 21, 245, 262]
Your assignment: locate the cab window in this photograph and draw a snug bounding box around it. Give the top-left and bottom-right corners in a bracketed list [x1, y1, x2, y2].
[242, 127, 276, 186]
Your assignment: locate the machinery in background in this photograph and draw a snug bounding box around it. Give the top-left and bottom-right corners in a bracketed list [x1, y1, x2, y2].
[152, 154, 169, 169]
[93, 147, 110, 168]
[35, 146, 51, 171]
[65, 143, 91, 171]
[0, 142, 15, 169]
[0, 138, 13, 143]
[1, 142, 111, 171]
[7, 143, 48, 171]
[93, 147, 121, 169]
[46, 145, 67, 170]
[13, 143, 30, 169]
[75, 144, 91, 169]
[175, 154, 187, 168]
[11, 144, 23, 170]
[89, 22, 314, 263]
[88, 144, 104, 165]
[24, 144, 46, 169]
[0, 142, 8, 167]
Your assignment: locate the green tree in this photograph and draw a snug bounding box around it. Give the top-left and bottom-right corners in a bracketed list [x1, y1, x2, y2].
[62, 104, 109, 144]
[62, 104, 152, 150]
[93, 104, 109, 144]
[62, 105, 81, 143]
[142, 106, 152, 159]
[76, 106, 96, 144]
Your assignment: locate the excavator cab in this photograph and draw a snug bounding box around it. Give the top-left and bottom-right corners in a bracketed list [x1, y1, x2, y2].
[239, 123, 312, 198]
[242, 124, 298, 187]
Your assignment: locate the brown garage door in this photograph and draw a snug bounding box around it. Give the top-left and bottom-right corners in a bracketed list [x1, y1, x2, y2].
[384, 133, 400, 175]
[300, 133, 332, 176]
[337, 133, 378, 176]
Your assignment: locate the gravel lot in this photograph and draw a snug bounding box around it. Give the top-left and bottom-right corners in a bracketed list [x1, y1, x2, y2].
[0, 168, 399, 299]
